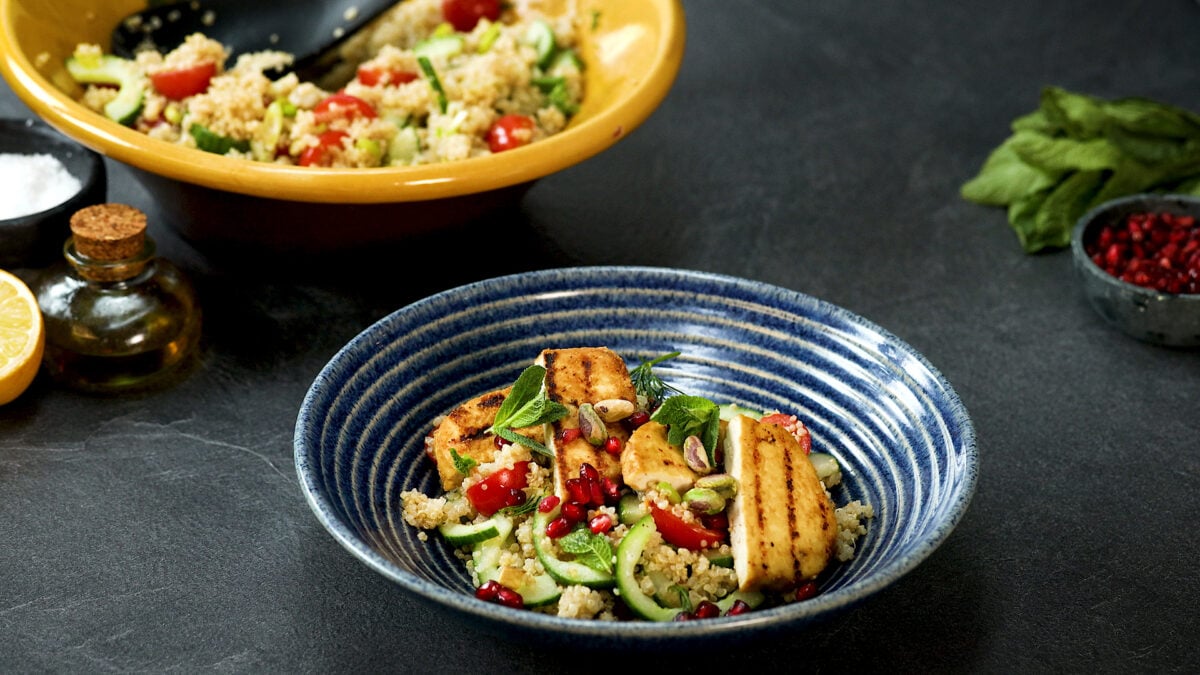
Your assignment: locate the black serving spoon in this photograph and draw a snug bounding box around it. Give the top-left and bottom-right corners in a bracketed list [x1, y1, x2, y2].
[111, 0, 399, 82]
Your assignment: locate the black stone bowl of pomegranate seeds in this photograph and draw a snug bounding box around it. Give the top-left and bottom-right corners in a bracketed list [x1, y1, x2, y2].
[1072, 193, 1200, 347]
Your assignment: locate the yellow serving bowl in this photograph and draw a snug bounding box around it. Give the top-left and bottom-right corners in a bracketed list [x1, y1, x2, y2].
[0, 0, 685, 255]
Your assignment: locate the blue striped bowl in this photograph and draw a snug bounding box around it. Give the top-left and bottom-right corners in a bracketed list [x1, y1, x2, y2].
[294, 266, 977, 648]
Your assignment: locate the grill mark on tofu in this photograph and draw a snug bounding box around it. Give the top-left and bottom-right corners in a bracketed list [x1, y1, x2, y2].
[751, 422, 769, 573]
[446, 390, 507, 441]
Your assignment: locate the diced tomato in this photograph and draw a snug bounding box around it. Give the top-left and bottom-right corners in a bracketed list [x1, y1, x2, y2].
[312, 93, 378, 124]
[442, 0, 501, 32]
[356, 65, 419, 87]
[149, 62, 216, 100]
[466, 461, 530, 516]
[297, 130, 348, 167]
[650, 506, 727, 550]
[485, 114, 535, 153]
[760, 412, 812, 454]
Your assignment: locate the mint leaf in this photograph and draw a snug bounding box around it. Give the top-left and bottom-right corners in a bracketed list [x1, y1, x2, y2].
[492, 365, 548, 429]
[651, 395, 721, 464]
[495, 426, 553, 458]
[558, 527, 614, 575]
[961, 140, 1060, 206]
[450, 448, 476, 475]
[488, 365, 568, 459]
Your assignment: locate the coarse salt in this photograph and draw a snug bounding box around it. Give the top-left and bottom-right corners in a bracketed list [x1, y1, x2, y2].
[0, 153, 82, 220]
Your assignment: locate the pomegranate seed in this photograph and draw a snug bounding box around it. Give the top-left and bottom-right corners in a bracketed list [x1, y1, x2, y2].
[561, 502, 586, 523]
[724, 599, 751, 616]
[588, 513, 613, 534]
[1085, 209, 1200, 295]
[701, 512, 728, 531]
[794, 582, 819, 601]
[558, 427, 582, 444]
[588, 479, 606, 506]
[475, 580, 502, 602]
[693, 601, 720, 619]
[538, 495, 561, 513]
[503, 488, 526, 508]
[601, 477, 621, 503]
[495, 587, 524, 609]
[545, 517, 571, 538]
[579, 462, 600, 482]
[493, 434, 506, 449]
[628, 411, 650, 428]
[604, 436, 622, 455]
[672, 612, 694, 622]
[565, 478, 588, 504]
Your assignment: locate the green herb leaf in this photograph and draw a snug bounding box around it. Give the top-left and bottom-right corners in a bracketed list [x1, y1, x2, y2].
[495, 426, 553, 458]
[500, 492, 543, 516]
[629, 352, 683, 406]
[450, 448, 477, 475]
[558, 527, 614, 575]
[669, 584, 692, 612]
[651, 394, 721, 464]
[962, 85, 1200, 253]
[488, 365, 568, 459]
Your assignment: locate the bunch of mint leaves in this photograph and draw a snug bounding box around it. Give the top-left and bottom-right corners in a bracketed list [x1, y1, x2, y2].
[961, 86, 1200, 253]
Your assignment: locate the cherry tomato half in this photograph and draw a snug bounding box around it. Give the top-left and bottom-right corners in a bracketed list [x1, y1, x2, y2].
[485, 114, 535, 153]
[149, 62, 216, 100]
[312, 93, 378, 125]
[442, 0, 501, 32]
[466, 461, 530, 516]
[650, 506, 727, 550]
[297, 130, 348, 167]
[356, 65, 419, 87]
[760, 412, 812, 454]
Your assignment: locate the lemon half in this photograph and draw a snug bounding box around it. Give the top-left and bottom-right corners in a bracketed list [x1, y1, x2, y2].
[0, 268, 45, 405]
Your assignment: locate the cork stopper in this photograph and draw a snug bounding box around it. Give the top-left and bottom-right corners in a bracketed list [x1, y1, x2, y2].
[70, 203, 147, 261]
[66, 203, 153, 282]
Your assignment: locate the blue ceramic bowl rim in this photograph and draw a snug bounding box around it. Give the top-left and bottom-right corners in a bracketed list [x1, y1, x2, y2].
[1070, 193, 1200, 299]
[293, 266, 979, 643]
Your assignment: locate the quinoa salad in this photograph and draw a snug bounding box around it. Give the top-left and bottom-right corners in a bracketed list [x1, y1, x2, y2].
[66, 0, 584, 167]
[400, 348, 873, 621]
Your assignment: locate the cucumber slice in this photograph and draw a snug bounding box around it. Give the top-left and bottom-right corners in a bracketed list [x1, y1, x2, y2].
[617, 493, 647, 526]
[702, 549, 734, 569]
[715, 589, 765, 613]
[809, 452, 842, 485]
[517, 571, 562, 607]
[614, 515, 681, 621]
[415, 35, 464, 60]
[524, 20, 557, 68]
[188, 124, 250, 155]
[388, 126, 420, 165]
[442, 514, 510, 547]
[531, 509, 615, 588]
[718, 403, 764, 422]
[66, 54, 144, 125]
[251, 99, 286, 161]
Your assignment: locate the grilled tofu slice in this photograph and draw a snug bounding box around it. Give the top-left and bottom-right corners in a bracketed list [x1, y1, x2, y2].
[429, 387, 542, 491]
[536, 347, 637, 497]
[620, 420, 698, 493]
[723, 414, 837, 592]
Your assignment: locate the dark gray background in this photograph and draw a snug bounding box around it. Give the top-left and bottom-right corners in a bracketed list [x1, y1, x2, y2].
[3, 1, 1198, 672]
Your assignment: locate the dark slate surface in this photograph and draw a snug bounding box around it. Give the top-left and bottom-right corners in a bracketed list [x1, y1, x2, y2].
[3, 1, 1199, 672]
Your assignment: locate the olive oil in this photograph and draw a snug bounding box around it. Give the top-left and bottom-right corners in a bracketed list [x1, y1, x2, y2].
[34, 204, 201, 393]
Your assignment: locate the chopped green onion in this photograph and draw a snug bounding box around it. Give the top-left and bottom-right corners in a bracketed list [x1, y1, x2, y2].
[478, 22, 502, 53]
[418, 55, 448, 114]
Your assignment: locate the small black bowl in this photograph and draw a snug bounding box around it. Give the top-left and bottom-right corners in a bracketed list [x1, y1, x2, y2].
[1071, 194, 1200, 347]
[0, 118, 106, 268]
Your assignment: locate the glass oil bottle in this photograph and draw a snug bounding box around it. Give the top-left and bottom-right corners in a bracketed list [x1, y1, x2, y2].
[33, 203, 201, 393]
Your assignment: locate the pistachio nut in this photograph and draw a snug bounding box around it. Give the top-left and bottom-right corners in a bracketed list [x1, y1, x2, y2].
[577, 403, 608, 446]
